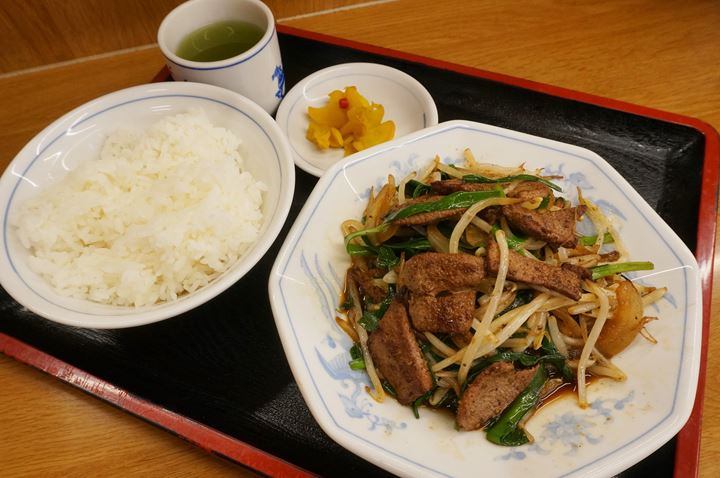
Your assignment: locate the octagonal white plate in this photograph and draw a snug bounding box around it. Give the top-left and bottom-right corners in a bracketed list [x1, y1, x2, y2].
[268, 120, 701, 478]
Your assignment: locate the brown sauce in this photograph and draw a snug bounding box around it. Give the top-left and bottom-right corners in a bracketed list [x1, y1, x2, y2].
[538, 375, 600, 411]
[337, 288, 349, 310]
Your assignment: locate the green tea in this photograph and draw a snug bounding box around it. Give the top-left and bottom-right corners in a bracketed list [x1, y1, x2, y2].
[176, 20, 264, 62]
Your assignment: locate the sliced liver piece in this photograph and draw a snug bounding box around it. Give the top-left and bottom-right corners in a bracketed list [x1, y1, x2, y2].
[430, 179, 498, 195]
[393, 209, 467, 226]
[348, 263, 387, 304]
[501, 205, 579, 249]
[367, 299, 433, 405]
[457, 362, 538, 431]
[561, 262, 591, 280]
[408, 290, 476, 333]
[399, 252, 485, 296]
[389, 195, 466, 226]
[388, 194, 441, 212]
[486, 241, 583, 300]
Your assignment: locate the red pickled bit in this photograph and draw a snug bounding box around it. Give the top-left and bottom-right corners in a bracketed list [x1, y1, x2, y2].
[338, 97, 349, 109]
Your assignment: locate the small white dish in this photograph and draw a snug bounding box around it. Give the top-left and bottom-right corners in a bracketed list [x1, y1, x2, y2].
[0, 81, 295, 329]
[268, 120, 701, 477]
[275, 62, 438, 177]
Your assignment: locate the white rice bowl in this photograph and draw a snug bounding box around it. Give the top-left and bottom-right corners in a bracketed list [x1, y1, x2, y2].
[0, 82, 294, 328]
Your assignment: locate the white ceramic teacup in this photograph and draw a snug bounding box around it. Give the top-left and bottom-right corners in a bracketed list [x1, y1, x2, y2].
[158, 0, 285, 114]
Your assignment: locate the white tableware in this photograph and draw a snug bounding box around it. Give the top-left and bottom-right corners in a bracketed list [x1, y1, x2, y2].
[268, 120, 701, 477]
[158, 0, 284, 114]
[0, 81, 294, 329]
[276, 62, 438, 177]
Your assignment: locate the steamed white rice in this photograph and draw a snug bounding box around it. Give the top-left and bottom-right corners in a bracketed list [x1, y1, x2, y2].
[12, 109, 266, 307]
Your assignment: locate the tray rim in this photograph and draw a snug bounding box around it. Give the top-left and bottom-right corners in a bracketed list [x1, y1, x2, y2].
[3, 24, 718, 478]
[0, 333, 314, 477]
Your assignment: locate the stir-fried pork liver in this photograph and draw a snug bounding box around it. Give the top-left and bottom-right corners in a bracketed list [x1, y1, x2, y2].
[408, 290, 476, 333]
[399, 252, 485, 295]
[387, 195, 467, 226]
[502, 205, 581, 249]
[430, 179, 498, 195]
[367, 299, 433, 404]
[393, 209, 467, 226]
[457, 362, 538, 431]
[348, 262, 388, 304]
[398, 253, 485, 333]
[501, 180, 584, 249]
[560, 262, 591, 280]
[486, 241, 583, 300]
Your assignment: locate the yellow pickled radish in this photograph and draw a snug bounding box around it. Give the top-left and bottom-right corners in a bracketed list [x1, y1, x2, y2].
[306, 86, 395, 156]
[328, 127, 344, 148]
[306, 121, 330, 149]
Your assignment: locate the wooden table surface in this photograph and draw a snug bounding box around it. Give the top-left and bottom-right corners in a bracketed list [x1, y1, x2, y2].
[1, 1, 718, 476]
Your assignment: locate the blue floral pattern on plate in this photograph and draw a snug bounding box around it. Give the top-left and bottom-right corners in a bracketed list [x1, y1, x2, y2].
[303, 152, 674, 452]
[270, 120, 700, 478]
[498, 392, 635, 461]
[302, 251, 408, 432]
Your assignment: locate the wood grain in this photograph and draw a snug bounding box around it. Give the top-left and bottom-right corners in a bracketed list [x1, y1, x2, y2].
[0, 48, 167, 159]
[0, 0, 181, 73]
[0, 0, 718, 477]
[281, 0, 720, 126]
[0, 354, 255, 477]
[0, 0, 373, 73]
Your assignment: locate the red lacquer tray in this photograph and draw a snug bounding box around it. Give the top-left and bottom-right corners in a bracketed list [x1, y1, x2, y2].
[1, 25, 717, 477]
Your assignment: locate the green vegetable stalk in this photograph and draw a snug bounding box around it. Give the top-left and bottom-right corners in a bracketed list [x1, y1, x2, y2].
[578, 232, 615, 246]
[485, 365, 548, 446]
[385, 190, 504, 222]
[411, 390, 434, 419]
[348, 344, 365, 370]
[590, 261, 654, 280]
[406, 179, 431, 198]
[462, 174, 562, 192]
[358, 288, 394, 332]
[490, 224, 526, 251]
[464, 351, 566, 391]
[343, 223, 390, 252]
[346, 238, 432, 267]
